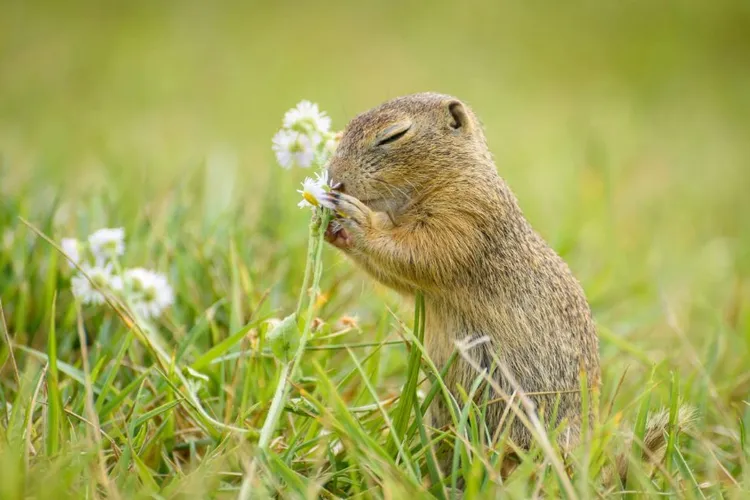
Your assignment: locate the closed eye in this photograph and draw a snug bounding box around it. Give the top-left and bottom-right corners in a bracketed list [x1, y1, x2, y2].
[376, 125, 411, 146]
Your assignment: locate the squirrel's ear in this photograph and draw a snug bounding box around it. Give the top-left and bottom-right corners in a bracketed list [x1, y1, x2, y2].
[446, 100, 470, 131]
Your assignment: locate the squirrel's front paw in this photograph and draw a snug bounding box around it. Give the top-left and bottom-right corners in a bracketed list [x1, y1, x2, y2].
[320, 191, 371, 227]
[324, 219, 353, 250]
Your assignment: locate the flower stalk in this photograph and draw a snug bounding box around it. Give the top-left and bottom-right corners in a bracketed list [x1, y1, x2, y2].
[256, 99, 339, 452]
[258, 209, 331, 450]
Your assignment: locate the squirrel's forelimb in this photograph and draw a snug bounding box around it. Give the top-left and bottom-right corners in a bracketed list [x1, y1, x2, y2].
[324, 190, 481, 293]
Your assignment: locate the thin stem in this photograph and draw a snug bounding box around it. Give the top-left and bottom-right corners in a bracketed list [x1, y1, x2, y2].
[295, 216, 317, 316]
[289, 210, 330, 379]
[257, 363, 291, 448]
[257, 209, 331, 450]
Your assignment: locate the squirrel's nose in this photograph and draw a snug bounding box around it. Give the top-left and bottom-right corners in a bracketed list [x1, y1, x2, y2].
[328, 166, 345, 192]
[327, 159, 346, 192]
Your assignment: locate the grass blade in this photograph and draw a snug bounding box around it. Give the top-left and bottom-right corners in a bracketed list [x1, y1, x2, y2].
[347, 347, 415, 476]
[390, 291, 425, 457]
[626, 370, 653, 497]
[45, 293, 63, 456]
[665, 370, 680, 475]
[190, 317, 265, 371]
[99, 370, 150, 420]
[132, 398, 183, 429]
[16, 345, 108, 395]
[95, 333, 134, 413]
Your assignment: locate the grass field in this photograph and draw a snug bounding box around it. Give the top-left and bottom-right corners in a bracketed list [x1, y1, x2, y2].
[1, 1, 750, 498]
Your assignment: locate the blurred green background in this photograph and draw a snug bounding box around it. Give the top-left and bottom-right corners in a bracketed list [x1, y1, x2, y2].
[1, 2, 750, 494]
[1, 0, 749, 367]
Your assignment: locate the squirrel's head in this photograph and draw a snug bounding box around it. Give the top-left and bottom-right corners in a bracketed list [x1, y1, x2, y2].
[328, 92, 492, 214]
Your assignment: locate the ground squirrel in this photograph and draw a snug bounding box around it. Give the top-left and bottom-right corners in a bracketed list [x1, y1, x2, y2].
[322, 92, 599, 451]
[321, 94, 692, 472]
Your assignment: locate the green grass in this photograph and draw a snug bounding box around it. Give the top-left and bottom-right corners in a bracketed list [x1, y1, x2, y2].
[2, 1, 750, 498]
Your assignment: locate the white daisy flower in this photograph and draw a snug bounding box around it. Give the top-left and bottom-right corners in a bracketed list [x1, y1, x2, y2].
[283, 100, 331, 136]
[61, 238, 81, 268]
[297, 170, 330, 209]
[119, 268, 174, 319]
[272, 129, 315, 169]
[71, 264, 116, 305]
[88, 227, 125, 262]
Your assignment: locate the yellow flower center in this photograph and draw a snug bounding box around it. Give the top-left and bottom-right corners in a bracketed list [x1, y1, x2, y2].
[303, 191, 319, 207]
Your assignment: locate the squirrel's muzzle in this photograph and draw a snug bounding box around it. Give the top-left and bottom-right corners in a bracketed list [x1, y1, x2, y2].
[326, 159, 349, 194]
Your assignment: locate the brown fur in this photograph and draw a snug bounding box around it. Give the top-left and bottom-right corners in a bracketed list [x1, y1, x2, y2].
[323, 92, 600, 450]
[608, 406, 696, 486]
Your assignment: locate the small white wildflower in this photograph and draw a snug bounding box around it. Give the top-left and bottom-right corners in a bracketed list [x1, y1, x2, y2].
[272, 129, 315, 169]
[297, 170, 330, 209]
[283, 100, 331, 136]
[71, 264, 115, 305]
[119, 268, 174, 319]
[61, 238, 81, 268]
[88, 227, 125, 262]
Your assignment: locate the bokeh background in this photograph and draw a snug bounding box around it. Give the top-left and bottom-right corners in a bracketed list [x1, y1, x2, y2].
[2, 0, 750, 431]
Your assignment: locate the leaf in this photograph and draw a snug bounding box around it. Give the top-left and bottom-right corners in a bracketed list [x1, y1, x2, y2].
[265, 313, 299, 363]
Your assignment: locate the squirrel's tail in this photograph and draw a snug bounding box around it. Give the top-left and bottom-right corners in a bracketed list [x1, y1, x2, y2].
[606, 405, 696, 486]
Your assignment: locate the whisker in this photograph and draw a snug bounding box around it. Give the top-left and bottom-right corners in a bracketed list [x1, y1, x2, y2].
[368, 176, 410, 201]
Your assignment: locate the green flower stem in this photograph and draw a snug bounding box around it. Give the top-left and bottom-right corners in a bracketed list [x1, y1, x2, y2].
[290, 210, 330, 376]
[258, 209, 331, 450]
[294, 217, 317, 317]
[257, 364, 291, 449]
